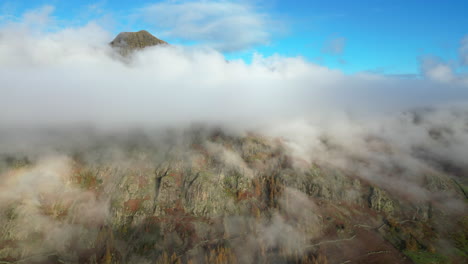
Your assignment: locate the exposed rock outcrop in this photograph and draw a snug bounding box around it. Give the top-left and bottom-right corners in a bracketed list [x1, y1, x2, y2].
[110, 30, 168, 55]
[0, 131, 466, 263]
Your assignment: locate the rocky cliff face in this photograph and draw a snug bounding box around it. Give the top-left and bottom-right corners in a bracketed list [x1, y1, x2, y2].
[110, 30, 168, 56]
[0, 127, 466, 264]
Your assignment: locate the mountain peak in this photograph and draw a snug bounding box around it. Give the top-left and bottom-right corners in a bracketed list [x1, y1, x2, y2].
[110, 30, 168, 55]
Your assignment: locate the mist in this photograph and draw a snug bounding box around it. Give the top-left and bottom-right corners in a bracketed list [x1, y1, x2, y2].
[1, 7, 468, 264]
[1, 7, 467, 214]
[1, 18, 468, 130]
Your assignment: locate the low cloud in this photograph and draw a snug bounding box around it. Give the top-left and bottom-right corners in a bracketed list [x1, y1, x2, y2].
[1, 7, 468, 176]
[0, 156, 109, 260]
[1, 10, 467, 130]
[0, 6, 467, 264]
[134, 0, 273, 52]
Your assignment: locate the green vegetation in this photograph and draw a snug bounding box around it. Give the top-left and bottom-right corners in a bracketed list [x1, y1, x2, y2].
[452, 217, 468, 258]
[0, 131, 466, 264]
[404, 250, 451, 264]
[74, 169, 103, 190]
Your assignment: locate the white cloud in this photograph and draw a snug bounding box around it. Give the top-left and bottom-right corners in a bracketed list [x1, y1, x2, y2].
[421, 58, 455, 83]
[0, 6, 467, 131]
[420, 55, 468, 85]
[22, 5, 55, 28]
[134, 0, 273, 52]
[1, 6, 468, 262]
[0, 6, 467, 230]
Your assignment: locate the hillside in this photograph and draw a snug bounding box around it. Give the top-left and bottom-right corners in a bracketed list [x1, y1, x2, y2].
[0, 31, 466, 264]
[0, 126, 466, 264]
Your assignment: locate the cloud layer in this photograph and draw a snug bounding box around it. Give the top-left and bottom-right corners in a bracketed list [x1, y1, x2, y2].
[0, 5, 467, 264]
[1, 9, 467, 207]
[1, 21, 467, 130]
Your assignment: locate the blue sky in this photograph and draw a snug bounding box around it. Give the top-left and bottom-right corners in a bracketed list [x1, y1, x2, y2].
[1, 0, 467, 75]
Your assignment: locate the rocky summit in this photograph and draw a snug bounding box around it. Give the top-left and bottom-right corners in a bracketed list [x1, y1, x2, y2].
[110, 30, 168, 55]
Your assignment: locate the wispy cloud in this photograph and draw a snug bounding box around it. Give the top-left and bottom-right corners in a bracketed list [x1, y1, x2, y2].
[0, 1, 18, 23]
[133, 0, 274, 52]
[460, 35, 468, 66]
[21, 5, 55, 28]
[418, 35, 468, 86]
[322, 36, 346, 55]
[420, 55, 468, 85]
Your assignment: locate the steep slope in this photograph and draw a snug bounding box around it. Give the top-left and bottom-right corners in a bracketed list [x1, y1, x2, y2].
[0, 32, 466, 264]
[0, 128, 466, 264]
